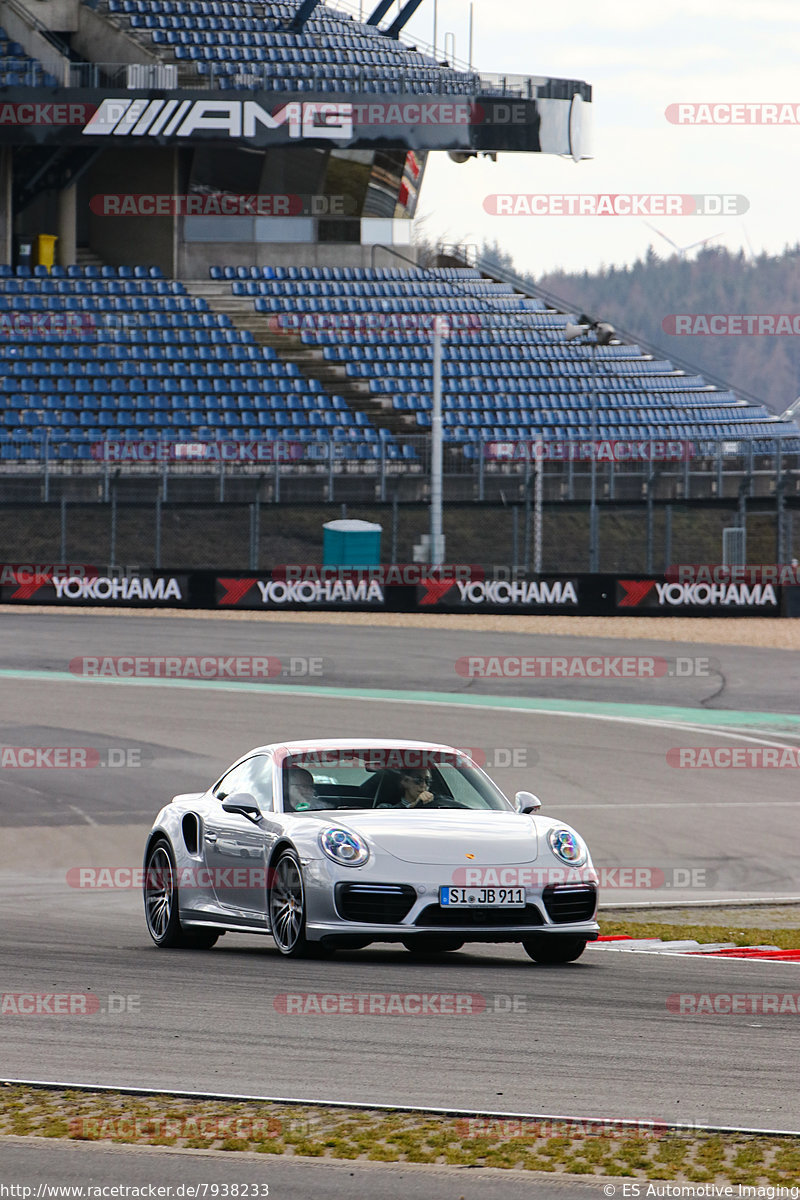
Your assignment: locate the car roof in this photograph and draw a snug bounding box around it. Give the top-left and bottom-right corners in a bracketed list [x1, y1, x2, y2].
[254, 738, 460, 755]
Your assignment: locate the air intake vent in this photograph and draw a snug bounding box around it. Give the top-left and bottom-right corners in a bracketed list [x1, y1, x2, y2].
[335, 882, 416, 923]
[542, 884, 597, 924]
[181, 813, 199, 856]
[416, 903, 544, 928]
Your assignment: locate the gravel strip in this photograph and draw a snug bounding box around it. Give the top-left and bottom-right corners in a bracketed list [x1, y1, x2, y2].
[600, 904, 800, 930]
[1, 607, 799, 650]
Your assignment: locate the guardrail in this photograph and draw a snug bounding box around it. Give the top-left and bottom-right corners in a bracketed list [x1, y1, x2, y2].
[2, 435, 800, 508]
[5, 57, 582, 100]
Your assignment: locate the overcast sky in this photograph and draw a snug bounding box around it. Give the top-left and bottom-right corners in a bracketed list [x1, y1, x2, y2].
[391, 0, 800, 276]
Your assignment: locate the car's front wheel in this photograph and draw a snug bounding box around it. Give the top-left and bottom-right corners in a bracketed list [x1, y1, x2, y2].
[269, 849, 312, 957]
[144, 838, 219, 949]
[522, 937, 587, 964]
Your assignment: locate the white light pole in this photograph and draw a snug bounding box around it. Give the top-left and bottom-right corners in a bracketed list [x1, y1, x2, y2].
[430, 315, 449, 565]
[564, 317, 616, 573]
[589, 339, 598, 572]
[533, 435, 543, 573]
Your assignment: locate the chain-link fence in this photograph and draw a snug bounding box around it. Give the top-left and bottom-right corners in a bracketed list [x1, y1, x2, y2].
[0, 497, 794, 574]
[1, 434, 799, 571]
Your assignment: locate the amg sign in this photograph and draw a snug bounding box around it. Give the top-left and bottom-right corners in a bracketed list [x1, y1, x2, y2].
[83, 98, 354, 140]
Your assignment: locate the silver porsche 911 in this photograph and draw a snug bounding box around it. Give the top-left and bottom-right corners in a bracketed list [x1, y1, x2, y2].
[143, 739, 599, 963]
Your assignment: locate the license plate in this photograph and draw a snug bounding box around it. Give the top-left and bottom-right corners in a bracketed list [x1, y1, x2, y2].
[440, 886, 526, 908]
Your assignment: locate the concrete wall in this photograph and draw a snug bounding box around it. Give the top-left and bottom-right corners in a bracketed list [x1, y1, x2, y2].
[87, 149, 178, 275]
[0, 2, 70, 83]
[73, 3, 161, 67]
[179, 239, 420, 279]
[11, 0, 79, 33]
[0, 148, 12, 265]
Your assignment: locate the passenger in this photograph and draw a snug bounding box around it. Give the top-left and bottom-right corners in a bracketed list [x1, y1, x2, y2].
[286, 766, 333, 811]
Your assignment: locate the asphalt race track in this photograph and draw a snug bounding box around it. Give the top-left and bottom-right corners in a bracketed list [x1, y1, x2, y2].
[1, 612, 800, 1141]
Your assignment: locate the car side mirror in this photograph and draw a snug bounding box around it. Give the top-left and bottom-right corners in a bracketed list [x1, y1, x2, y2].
[515, 790, 542, 814]
[221, 792, 262, 823]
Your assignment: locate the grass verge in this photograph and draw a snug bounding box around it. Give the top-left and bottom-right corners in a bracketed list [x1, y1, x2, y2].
[1, 1085, 799, 1184]
[598, 921, 800, 949]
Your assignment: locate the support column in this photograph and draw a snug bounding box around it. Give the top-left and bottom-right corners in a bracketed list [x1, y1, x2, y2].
[56, 182, 77, 267]
[0, 148, 12, 265]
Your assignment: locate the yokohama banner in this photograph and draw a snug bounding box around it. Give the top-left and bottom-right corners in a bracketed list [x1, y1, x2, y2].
[0, 569, 791, 615]
[616, 577, 780, 614]
[216, 576, 386, 609]
[416, 577, 580, 611]
[0, 571, 188, 606]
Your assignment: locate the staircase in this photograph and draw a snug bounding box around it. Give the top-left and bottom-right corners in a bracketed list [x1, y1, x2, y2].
[184, 281, 421, 436]
[75, 248, 106, 270]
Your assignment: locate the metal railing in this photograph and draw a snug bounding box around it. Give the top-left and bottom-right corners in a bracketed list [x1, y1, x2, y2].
[2, 434, 800, 504]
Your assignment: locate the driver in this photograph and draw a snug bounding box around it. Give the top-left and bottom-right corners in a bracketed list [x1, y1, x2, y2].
[397, 770, 436, 808]
[285, 766, 334, 812]
[376, 770, 437, 808]
[377, 769, 469, 810]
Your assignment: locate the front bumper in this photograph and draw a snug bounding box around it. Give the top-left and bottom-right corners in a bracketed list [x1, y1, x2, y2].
[305, 868, 599, 946]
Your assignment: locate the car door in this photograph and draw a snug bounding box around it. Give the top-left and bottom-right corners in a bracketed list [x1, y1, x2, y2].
[203, 754, 277, 924]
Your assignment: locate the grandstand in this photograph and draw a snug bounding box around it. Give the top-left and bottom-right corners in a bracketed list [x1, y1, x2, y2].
[105, 0, 484, 94]
[0, 0, 796, 475]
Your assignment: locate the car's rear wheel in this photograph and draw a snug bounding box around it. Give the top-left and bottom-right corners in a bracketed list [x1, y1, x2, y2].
[269, 849, 311, 957]
[144, 839, 219, 949]
[402, 937, 464, 956]
[522, 937, 587, 964]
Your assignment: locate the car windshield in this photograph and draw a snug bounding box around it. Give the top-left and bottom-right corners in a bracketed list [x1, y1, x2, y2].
[282, 749, 513, 813]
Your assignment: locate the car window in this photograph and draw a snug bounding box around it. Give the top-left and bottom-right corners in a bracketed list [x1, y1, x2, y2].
[214, 755, 274, 811]
[282, 750, 513, 811]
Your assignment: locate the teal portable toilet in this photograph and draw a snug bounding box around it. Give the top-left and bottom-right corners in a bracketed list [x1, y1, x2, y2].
[323, 519, 382, 568]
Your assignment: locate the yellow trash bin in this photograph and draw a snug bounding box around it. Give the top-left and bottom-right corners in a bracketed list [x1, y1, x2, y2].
[36, 234, 58, 270]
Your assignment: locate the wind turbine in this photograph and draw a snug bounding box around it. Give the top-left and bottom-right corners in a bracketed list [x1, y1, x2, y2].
[644, 222, 725, 259]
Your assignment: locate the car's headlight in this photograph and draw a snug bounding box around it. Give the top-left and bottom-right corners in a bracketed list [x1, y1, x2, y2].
[547, 827, 588, 867]
[319, 828, 369, 867]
